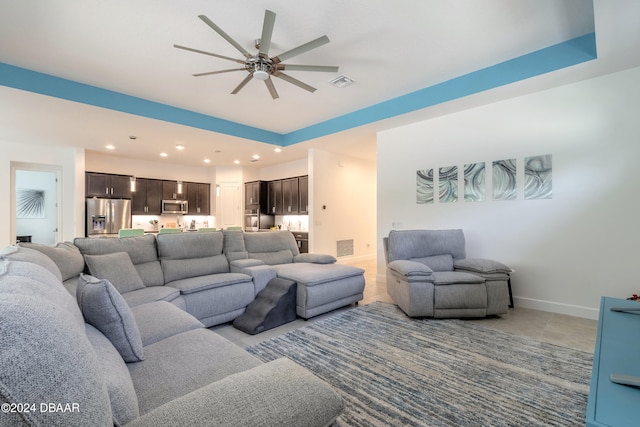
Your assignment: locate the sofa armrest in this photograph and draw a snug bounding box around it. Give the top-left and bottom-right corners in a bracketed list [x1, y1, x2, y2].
[388, 260, 433, 278]
[231, 264, 277, 295]
[293, 253, 336, 264]
[125, 358, 343, 427]
[454, 258, 511, 275]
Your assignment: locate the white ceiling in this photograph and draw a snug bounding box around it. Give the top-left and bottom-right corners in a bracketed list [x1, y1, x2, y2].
[0, 0, 610, 168]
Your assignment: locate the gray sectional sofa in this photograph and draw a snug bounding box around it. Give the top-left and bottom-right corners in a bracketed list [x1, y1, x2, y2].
[0, 230, 362, 426]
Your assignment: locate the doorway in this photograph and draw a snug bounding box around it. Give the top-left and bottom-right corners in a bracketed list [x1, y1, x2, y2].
[11, 162, 62, 245]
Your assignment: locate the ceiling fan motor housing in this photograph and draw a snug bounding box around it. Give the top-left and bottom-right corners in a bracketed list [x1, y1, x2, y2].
[247, 57, 274, 80]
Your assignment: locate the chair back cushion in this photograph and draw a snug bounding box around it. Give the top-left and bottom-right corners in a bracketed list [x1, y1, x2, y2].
[386, 229, 466, 268]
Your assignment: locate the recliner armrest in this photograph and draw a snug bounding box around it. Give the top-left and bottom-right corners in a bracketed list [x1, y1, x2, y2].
[454, 258, 511, 275]
[293, 253, 336, 264]
[125, 358, 343, 427]
[388, 260, 433, 278]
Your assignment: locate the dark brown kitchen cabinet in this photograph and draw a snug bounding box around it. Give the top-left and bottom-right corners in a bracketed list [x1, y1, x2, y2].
[131, 178, 162, 214]
[162, 181, 186, 200]
[86, 172, 131, 198]
[186, 182, 210, 215]
[245, 181, 260, 206]
[268, 180, 283, 214]
[282, 178, 299, 214]
[298, 175, 308, 214]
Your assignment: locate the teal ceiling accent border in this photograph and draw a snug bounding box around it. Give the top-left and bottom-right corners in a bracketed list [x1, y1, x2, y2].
[0, 32, 596, 146]
[282, 33, 597, 145]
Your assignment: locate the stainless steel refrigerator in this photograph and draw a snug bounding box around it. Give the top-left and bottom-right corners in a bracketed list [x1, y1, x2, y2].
[86, 198, 132, 237]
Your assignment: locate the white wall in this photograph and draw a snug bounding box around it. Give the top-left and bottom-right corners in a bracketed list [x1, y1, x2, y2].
[310, 148, 377, 260]
[377, 66, 640, 319]
[0, 141, 84, 245]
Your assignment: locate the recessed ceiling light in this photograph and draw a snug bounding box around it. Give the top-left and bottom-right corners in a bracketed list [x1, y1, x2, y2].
[160, 152, 168, 157]
[274, 148, 282, 153]
[234, 160, 240, 164]
[204, 158, 211, 164]
[176, 144, 185, 150]
[329, 75, 355, 88]
[252, 154, 260, 159]
[106, 145, 115, 150]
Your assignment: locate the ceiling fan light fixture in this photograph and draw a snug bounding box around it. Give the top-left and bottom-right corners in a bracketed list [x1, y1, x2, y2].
[253, 70, 269, 80]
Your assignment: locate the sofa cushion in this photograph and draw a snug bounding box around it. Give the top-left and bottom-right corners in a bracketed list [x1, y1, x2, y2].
[121, 286, 181, 307]
[85, 324, 140, 425]
[161, 254, 229, 283]
[166, 272, 253, 295]
[131, 301, 204, 346]
[411, 254, 454, 272]
[19, 241, 84, 281]
[294, 253, 336, 264]
[74, 234, 164, 287]
[0, 294, 112, 426]
[127, 328, 262, 415]
[156, 231, 224, 259]
[77, 274, 145, 362]
[273, 263, 365, 287]
[249, 249, 294, 265]
[431, 271, 485, 285]
[2, 245, 62, 281]
[0, 254, 86, 329]
[85, 252, 146, 294]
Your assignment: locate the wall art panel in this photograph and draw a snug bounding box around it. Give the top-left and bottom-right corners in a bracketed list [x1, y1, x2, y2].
[416, 169, 434, 204]
[439, 166, 458, 203]
[492, 159, 517, 201]
[524, 154, 553, 199]
[464, 162, 485, 202]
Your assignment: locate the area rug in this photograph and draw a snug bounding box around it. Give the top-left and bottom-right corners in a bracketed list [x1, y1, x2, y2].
[246, 302, 592, 427]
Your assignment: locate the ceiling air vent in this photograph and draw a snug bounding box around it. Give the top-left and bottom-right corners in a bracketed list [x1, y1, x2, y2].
[329, 75, 355, 88]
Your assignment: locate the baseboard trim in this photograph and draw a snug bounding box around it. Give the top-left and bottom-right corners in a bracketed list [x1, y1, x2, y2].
[336, 254, 376, 264]
[513, 296, 600, 320]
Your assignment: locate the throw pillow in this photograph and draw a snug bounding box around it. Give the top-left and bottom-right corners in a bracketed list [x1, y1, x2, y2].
[76, 274, 145, 362]
[84, 252, 145, 294]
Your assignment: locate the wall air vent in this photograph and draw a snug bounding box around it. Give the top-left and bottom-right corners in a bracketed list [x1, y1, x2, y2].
[337, 239, 354, 257]
[329, 75, 355, 88]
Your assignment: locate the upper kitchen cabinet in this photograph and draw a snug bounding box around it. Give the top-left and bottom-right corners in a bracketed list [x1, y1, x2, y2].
[162, 180, 187, 200]
[86, 172, 131, 198]
[268, 180, 283, 214]
[282, 178, 299, 214]
[298, 175, 308, 214]
[186, 182, 210, 215]
[131, 178, 162, 215]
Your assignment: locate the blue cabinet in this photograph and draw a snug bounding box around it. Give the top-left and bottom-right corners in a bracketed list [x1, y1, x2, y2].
[587, 297, 640, 426]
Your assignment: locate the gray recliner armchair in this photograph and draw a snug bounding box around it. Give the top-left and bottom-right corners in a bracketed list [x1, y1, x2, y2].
[384, 229, 511, 318]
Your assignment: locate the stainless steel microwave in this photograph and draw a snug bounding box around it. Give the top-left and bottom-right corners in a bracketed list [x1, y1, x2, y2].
[162, 200, 188, 214]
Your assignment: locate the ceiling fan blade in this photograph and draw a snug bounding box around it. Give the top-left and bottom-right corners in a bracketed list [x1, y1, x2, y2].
[274, 72, 316, 93]
[259, 10, 276, 57]
[193, 68, 245, 77]
[264, 78, 279, 99]
[198, 15, 252, 59]
[277, 64, 339, 73]
[272, 35, 330, 64]
[231, 74, 253, 94]
[174, 45, 246, 64]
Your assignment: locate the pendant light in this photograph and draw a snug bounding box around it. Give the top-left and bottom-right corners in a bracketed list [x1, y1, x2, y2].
[176, 144, 185, 195]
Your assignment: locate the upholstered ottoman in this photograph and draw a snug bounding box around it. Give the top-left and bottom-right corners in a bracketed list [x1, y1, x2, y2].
[271, 263, 365, 319]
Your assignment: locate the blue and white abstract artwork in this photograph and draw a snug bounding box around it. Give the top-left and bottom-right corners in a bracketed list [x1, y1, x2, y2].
[524, 154, 552, 199]
[416, 169, 434, 204]
[439, 166, 458, 203]
[492, 159, 517, 201]
[464, 162, 485, 202]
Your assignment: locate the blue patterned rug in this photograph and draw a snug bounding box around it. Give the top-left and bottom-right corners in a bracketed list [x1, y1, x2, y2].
[246, 302, 592, 426]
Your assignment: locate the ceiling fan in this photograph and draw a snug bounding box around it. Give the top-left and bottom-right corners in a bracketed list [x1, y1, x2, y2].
[174, 10, 339, 99]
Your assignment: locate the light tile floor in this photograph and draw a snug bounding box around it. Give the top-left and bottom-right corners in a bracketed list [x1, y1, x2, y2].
[213, 257, 598, 353]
